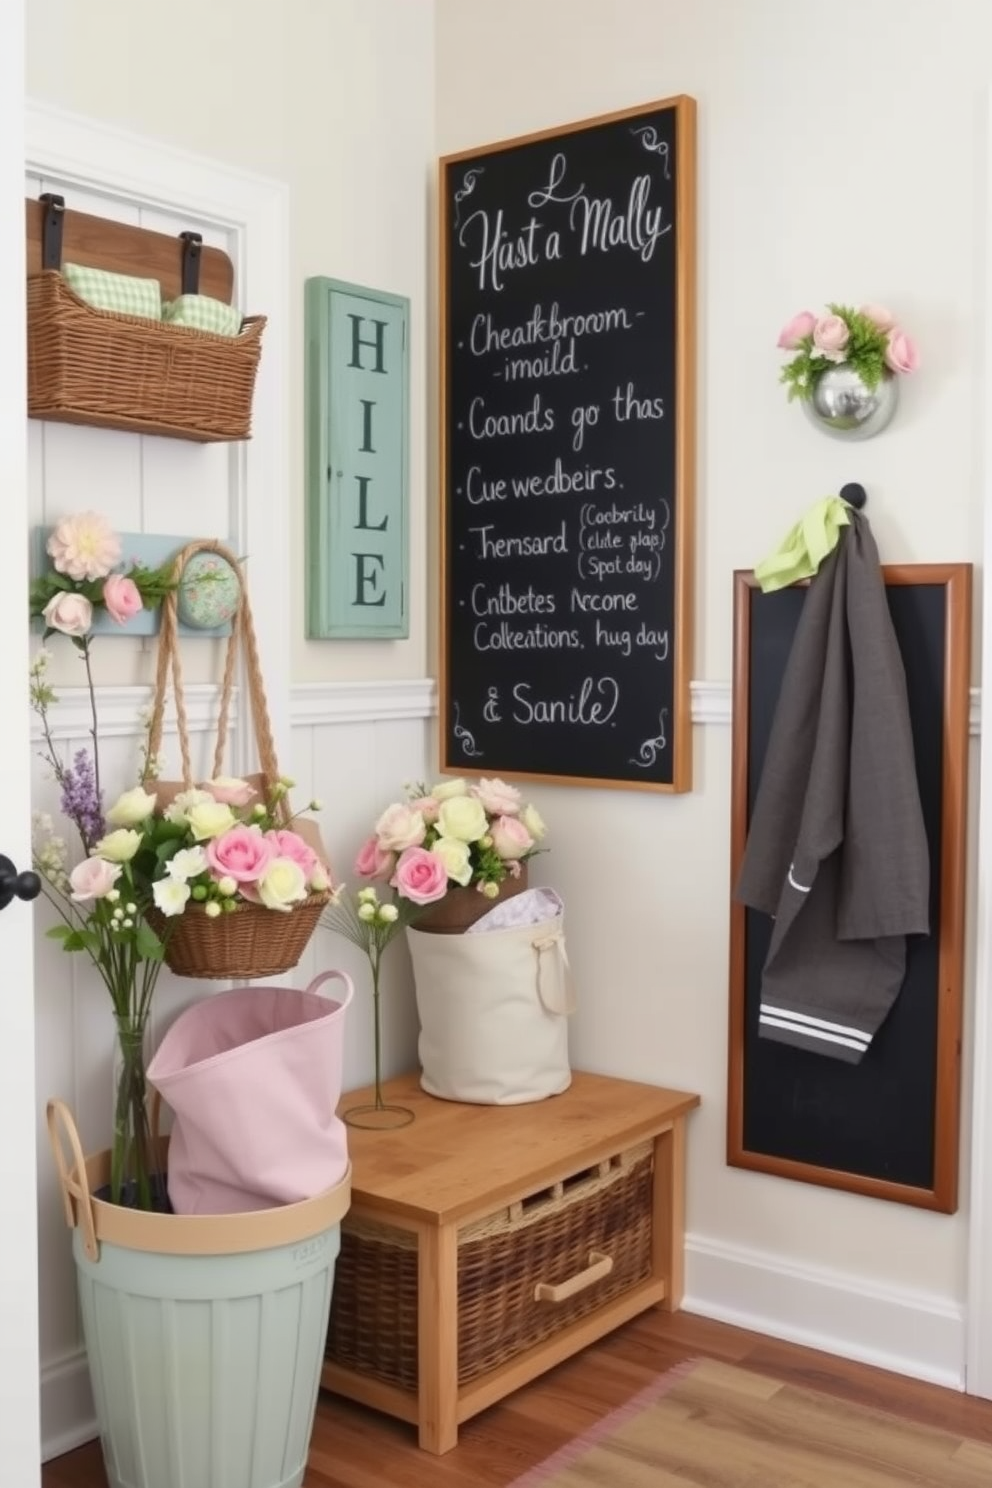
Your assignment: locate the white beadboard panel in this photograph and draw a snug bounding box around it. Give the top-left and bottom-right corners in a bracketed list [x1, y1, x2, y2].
[296, 710, 431, 1097]
[135, 202, 238, 539]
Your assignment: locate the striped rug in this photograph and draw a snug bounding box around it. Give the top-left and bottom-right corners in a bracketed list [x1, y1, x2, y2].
[508, 1357, 992, 1486]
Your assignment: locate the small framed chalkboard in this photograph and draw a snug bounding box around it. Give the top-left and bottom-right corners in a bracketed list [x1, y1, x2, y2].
[438, 97, 696, 791]
[728, 565, 971, 1212]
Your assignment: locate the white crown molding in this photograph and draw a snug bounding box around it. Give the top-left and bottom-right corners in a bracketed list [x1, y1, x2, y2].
[685, 1233, 965, 1391]
[289, 679, 437, 727]
[36, 678, 983, 739]
[690, 680, 731, 726]
[31, 684, 229, 743]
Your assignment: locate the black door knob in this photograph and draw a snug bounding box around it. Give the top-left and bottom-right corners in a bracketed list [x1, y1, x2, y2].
[0, 855, 42, 912]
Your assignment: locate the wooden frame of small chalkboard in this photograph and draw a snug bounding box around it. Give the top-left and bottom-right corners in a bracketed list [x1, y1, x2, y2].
[727, 565, 971, 1212]
[438, 97, 696, 792]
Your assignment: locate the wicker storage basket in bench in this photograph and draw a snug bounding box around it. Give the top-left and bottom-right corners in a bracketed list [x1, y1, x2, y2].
[326, 1140, 653, 1388]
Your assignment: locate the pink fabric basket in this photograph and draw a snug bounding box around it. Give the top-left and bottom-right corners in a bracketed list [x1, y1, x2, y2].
[147, 970, 353, 1215]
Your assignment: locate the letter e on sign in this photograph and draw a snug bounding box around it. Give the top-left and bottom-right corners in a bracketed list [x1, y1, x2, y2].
[305, 277, 410, 638]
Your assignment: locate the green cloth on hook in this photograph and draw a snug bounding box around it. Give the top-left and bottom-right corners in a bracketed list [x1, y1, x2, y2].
[753, 496, 853, 594]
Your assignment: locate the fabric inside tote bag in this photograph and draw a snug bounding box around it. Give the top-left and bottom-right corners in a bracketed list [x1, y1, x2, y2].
[147, 971, 352, 1214]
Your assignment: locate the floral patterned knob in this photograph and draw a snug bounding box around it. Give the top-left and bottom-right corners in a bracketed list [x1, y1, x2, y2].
[177, 552, 241, 631]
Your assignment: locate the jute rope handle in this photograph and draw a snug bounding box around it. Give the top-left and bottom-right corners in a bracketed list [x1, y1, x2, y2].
[47, 1098, 99, 1263]
[144, 539, 290, 825]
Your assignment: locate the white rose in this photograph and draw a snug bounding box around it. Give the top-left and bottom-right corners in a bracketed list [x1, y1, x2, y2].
[374, 803, 427, 852]
[164, 788, 214, 825]
[378, 902, 399, 923]
[520, 803, 547, 841]
[186, 801, 237, 841]
[42, 591, 93, 638]
[106, 786, 158, 827]
[257, 857, 308, 913]
[430, 777, 468, 802]
[152, 878, 190, 917]
[430, 836, 473, 886]
[92, 829, 142, 863]
[167, 846, 208, 882]
[437, 795, 488, 844]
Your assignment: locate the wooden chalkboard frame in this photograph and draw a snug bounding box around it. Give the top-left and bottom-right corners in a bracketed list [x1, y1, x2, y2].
[438, 97, 697, 792]
[727, 564, 971, 1212]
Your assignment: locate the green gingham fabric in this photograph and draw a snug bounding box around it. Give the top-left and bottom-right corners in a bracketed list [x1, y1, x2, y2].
[63, 261, 162, 320]
[161, 294, 243, 337]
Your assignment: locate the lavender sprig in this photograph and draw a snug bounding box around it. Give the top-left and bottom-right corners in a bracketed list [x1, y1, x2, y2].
[60, 749, 104, 853]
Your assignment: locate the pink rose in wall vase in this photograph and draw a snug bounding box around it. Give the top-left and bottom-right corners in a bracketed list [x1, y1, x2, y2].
[777, 302, 918, 441]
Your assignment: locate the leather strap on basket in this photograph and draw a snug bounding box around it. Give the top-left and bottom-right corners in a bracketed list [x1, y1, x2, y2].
[144, 539, 290, 825]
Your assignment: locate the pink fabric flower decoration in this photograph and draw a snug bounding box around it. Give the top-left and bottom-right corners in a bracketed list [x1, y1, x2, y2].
[47, 512, 121, 582]
[489, 814, 534, 861]
[859, 303, 896, 333]
[812, 315, 850, 358]
[205, 825, 275, 883]
[776, 311, 816, 350]
[69, 857, 121, 902]
[472, 777, 522, 816]
[884, 330, 920, 375]
[355, 835, 396, 881]
[42, 592, 92, 637]
[203, 776, 257, 807]
[264, 828, 319, 880]
[102, 574, 143, 625]
[391, 846, 449, 905]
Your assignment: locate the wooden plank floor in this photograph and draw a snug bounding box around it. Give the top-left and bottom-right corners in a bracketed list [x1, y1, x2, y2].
[41, 1309, 992, 1487]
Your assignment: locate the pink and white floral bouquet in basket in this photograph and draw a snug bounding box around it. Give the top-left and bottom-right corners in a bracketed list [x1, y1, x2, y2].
[355, 776, 547, 909]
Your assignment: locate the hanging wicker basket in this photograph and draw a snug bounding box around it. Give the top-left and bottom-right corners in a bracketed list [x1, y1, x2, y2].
[145, 540, 331, 981]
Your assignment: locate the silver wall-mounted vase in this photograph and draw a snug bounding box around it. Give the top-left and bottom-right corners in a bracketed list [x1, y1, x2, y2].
[802, 364, 899, 441]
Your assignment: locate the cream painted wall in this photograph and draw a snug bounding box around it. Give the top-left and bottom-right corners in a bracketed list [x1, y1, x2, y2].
[25, 0, 434, 684]
[435, 0, 985, 1319]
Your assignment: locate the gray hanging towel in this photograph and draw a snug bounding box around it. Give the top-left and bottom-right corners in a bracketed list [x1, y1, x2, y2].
[734, 512, 930, 1064]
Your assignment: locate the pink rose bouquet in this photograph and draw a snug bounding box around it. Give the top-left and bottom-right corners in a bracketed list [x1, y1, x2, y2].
[352, 776, 547, 909]
[777, 302, 919, 403]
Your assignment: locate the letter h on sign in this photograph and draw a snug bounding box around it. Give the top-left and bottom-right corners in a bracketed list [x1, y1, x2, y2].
[305, 277, 410, 638]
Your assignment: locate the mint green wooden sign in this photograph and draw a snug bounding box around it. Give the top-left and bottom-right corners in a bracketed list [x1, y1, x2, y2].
[305, 277, 410, 639]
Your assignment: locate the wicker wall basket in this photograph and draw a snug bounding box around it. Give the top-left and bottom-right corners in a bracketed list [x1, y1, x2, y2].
[325, 1141, 653, 1389]
[27, 270, 265, 443]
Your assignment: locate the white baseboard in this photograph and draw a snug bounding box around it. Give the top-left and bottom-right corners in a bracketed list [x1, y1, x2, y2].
[40, 1348, 95, 1462]
[684, 1233, 966, 1390]
[41, 1237, 967, 1460]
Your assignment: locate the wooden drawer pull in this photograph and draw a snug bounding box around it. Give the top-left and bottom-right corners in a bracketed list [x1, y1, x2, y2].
[533, 1250, 614, 1304]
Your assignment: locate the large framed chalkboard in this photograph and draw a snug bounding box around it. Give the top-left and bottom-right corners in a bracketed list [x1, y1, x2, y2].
[728, 566, 971, 1212]
[439, 97, 696, 791]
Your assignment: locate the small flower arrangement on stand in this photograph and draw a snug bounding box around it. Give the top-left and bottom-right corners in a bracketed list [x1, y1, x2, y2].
[777, 303, 919, 440]
[322, 776, 550, 1124]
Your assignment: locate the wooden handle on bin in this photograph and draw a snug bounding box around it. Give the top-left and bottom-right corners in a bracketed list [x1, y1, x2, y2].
[46, 1099, 99, 1263]
[533, 1250, 613, 1304]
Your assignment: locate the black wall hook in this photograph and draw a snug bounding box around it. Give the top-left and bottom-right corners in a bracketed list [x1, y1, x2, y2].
[840, 482, 867, 510]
